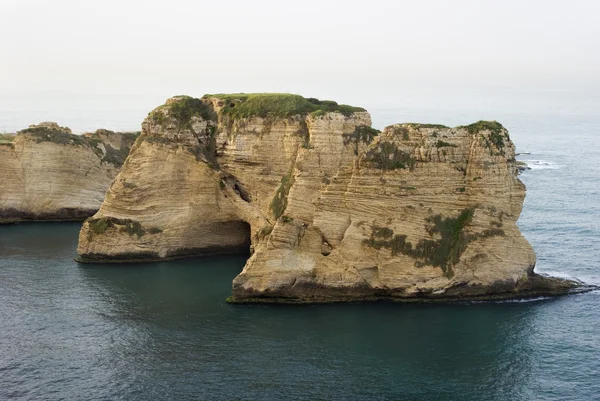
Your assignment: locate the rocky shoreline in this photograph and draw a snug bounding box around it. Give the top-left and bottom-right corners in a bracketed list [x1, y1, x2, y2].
[227, 276, 594, 304]
[74, 93, 585, 303]
[1, 96, 588, 303]
[0, 122, 138, 224]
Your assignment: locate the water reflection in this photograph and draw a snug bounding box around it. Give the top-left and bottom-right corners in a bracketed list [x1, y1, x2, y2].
[80, 259, 540, 400]
[1, 222, 544, 401]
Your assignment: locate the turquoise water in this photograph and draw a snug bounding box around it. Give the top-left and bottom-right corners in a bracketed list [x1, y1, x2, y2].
[1, 107, 600, 400]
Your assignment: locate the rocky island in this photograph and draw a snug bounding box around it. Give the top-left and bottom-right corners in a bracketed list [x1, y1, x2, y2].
[76, 94, 577, 302]
[0, 122, 137, 223]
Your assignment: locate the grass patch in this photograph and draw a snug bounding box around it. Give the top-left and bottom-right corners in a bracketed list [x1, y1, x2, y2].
[436, 140, 457, 148]
[270, 173, 293, 219]
[364, 142, 416, 171]
[405, 123, 450, 129]
[121, 220, 145, 237]
[457, 121, 509, 156]
[89, 217, 110, 236]
[0, 133, 15, 143]
[258, 225, 274, 239]
[20, 126, 88, 146]
[149, 96, 215, 128]
[310, 109, 327, 118]
[17, 126, 134, 166]
[342, 125, 381, 155]
[203, 93, 366, 119]
[457, 121, 505, 135]
[86, 217, 162, 241]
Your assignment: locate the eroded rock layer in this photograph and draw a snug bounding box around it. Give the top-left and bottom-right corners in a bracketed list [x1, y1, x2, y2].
[77, 94, 576, 301]
[0, 122, 138, 223]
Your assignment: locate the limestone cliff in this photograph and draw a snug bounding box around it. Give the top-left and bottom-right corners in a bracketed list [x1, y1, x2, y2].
[0, 122, 138, 223]
[77, 94, 576, 302]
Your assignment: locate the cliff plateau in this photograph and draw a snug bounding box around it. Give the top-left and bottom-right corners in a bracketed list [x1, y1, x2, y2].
[77, 94, 577, 302]
[0, 122, 138, 223]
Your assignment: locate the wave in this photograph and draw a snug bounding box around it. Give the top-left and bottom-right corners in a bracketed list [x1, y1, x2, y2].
[536, 270, 577, 280]
[467, 296, 553, 305]
[494, 296, 553, 303]
[520, 159, 563, 170]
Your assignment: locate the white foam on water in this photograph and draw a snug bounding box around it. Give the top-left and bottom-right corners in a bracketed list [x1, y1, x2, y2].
[469, 296, 553, 305]
[496, 296, 553, 303]
[521, 160, 563, 170]
[536, 270, 577, 280]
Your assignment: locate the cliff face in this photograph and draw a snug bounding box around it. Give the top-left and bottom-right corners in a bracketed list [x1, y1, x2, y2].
[0, 122, 137, 223]
[77, 94, 575, 301]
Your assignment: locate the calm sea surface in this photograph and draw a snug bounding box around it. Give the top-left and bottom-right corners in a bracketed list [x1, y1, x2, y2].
[1, 97, 599, 400]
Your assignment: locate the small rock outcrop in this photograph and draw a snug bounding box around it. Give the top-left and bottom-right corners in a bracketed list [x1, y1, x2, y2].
[77, 94, 578, 302]
[0, 122, 138, 223]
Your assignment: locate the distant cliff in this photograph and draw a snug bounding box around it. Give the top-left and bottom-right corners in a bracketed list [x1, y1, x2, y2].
[0, 122, 137, 223]
[77, 94, 576, 302]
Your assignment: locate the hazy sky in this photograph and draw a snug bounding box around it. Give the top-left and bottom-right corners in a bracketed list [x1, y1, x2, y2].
[0, 0, 599, 131]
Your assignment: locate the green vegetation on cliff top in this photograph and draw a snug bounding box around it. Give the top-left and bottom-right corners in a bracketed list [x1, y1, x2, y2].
[394, 121, 506, 134]
[19, 126, 88, 146]
[203, 93, 366, 119]
[0, 133, 15, 147]
[149, 96, 215, 126]
[455, 121, 509, 155]
[404, 123, 450, 129]
[456, 120, 505, 135]
[0, 133, 15, 142]
[14, 126, 135, 167]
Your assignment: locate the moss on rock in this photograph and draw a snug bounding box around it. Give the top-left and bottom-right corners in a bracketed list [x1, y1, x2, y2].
[363, 208, 506, 278]
[436, 140, 457, 148]
[342, 125, 381, 155]
[270, 172, 293, 219]
[86, 216, 162, 241]
[363, 142, 416, 171]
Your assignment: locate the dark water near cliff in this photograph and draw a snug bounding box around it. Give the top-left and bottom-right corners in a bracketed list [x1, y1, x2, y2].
[2, 109, 600, 400]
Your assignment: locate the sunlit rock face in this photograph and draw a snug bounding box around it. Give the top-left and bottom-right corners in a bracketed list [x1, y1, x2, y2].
[77, 94, 575, 302]
[0, 122, 138, 223]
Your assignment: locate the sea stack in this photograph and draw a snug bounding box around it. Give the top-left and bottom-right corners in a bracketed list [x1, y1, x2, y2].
[0, 122, 138, 223]
[76, 94, 576, 302]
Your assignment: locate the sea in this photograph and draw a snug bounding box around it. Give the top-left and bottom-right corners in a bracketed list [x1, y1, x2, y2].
[1, 91, 599, 400]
